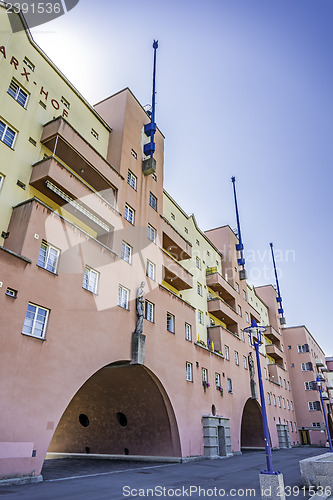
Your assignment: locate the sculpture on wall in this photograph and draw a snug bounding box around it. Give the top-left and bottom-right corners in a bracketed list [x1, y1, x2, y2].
[135, 281, 146, 334]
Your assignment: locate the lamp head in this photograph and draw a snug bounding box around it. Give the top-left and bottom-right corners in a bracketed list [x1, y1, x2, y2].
[244, 318, 267, 347]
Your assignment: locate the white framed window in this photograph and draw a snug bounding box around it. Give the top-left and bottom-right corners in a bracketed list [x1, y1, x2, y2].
[131, 149, 137, 159]
[145, 300, 154, 322]
[121, 241, 132, 264]
[167, 312, 175, 333]
[308, 401, 321, 411]
[278, 396, 281, 408]
[288, 381, 290, 391]
[202, 368, 208, 383]
[294, 422, 297, 432]
[185, 323, 192, 341]
[127, 170, 137, 190]
[149, 192, 157, 211]
[312, 422, 322, 428]
[272, 394, 276, 406]
[243, 355, 247, 369]
[22, 303, 49, 339]
[197, 282, 203, 296]
[282, 398, 286, 408]
[23, 56, 35, 71]
[196, 257, 201, 269]
[284, 379, 287, 389]
[8, 79, 29, 108]
[0, 119, 16, 148]
[148, 224, 156, 243]
[245, 312, 249, 323]
[198, 309, 204, 324]
[124, 204, 135, 224]
[152, 173, 157, 181]
[61, 96, 70, 109]
[243, 290, 247, 301]
[171, 213, 175, 220]
[0, 173, 4, 191]
[291, 401, 294, 411]
[301, 362, 313, 371]
[287, 399, 290, 410]
[146, 260, 156, 280]
[298, 344, 309, 353]
[240, 329, 244, 341]
[235, 282, 239, 293]
[234, 351, 239, 365]
[186, 362, 193, 381]
[267, 393, 271, 405]
[305, 381, 316, 391]
[290, 421, 293, 432]
[227, 378, 232, 393]
[237, 305, 242, 316]
[91, 128, 99, 140]
[224, 345, 230, 360]
[83, 266, 99, 293]
[215, 373, 221, 387]
[37, 241, 60, 273]
[264, 367, 268, 379]
[184, 227, 188, 234]
[279, 376, 282, 386]
[118, 285, 129, 309]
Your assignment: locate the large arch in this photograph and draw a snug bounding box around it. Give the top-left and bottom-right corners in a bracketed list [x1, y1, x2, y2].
[240, 398, 265, 450]
[48, 362, 181, 457]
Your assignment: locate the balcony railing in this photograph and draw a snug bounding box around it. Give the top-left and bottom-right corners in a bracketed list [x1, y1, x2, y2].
[161, 218, 192, 261]
[207, 297, 239, 333]
[162, 250, 193, 290]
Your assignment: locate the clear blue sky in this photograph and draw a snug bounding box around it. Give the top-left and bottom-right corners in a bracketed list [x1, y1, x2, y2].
[31, 0, 333, 355]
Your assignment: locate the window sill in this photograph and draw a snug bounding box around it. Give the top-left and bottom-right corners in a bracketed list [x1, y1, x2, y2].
[82, 286, 98, 295]
[21, 332, 46, 341]
[37, 264, 58, 276]
[117, 304, 130, 311]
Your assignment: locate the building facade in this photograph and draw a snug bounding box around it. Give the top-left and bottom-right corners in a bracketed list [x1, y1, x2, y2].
[0, 5, 329, 484]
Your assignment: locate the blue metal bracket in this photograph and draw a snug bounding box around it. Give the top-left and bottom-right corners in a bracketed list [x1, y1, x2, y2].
[270, 242, 286, 324]
[232, 177, 247, 279]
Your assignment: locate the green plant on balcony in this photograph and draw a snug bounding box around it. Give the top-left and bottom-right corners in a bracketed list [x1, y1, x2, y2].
[197, 339, 207, 347]
[216, 385, 223, 396]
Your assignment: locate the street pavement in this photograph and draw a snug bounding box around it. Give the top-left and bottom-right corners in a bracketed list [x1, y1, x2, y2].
[0, 447, 329, 499]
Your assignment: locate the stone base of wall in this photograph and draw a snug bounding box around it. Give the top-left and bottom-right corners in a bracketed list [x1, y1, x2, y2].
[202, 415, 232, 458]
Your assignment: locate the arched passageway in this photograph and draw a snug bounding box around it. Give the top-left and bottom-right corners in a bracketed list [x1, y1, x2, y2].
[240, 398, 265, 450]
[48, 363, 181, 457]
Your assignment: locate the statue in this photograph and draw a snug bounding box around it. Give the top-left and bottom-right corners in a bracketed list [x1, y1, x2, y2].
[135, 281, 146, 334]
[248, 352, 255, 380]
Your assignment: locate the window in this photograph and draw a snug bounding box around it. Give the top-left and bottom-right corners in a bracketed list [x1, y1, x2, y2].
[312, 422, 322, 428]
[202, 368, 208, 383]
[198, 310, 204, 324]
[224, 345, 230, 360]
[308, 401, 321, 411]
[23, 56, 35, 71]
[287, 399, 290, 410]
[148, 224, 156, 243]
[91, 128, 99, 140]
[0, 119, 16, 148]
[121, 241, 132, 264]
[61, 96, 70, 109]
[149, 192, 157, 211]
[124, 204, 135, 224]
[37, 241, 60, 273]
[264, 367, 268, 379]
[0, 173, 4, 191]
[240, 329, 244, 341]
[197, 282, 203, 296]
[284, 379, 287, 389]
[145, 300, 154, 322]
[243, 355, 248, 369]
[282, 398, 286, 408]
[291, 401, 294, 411]
[245, 312, 249, 323]
[146, 260, 156, 280]
[185, 323, 192, 341]
[8, 79, 28, 107]
[288, 345, 291, 350]
[227, 378, 232, 393]
[152, 173, 157, 181]
[243, 290, 247, 301]
[298, 344, 309, 353]
[196, 257, 201, 269]
[118, 285, 129, 309]
[186, 362, 193, 381]
[278, 396, 281, 408]
[127, 170, 137, 190]
[267, 393, 271, 405]
[237, 305, 242, 316]
[305, 381, 317, 391]
[167, 312, 175, 333]
[235, 282, 239, 293]
[301, 362, 313, 371]
[272, 394, 276, 406]
[184, 227, 188, 234]
[234, 351, 239, 365]
[22, 303, 49, 339]
[196, 239, 200, 246]
[131, 148, 137, 159]
[279, 377, 282, 386]
[215, 373, 221, 387]
[5, 287, 17, 298]
[294, 422, 297, 432]
[171, 213, 175, 220]
[290, 421, 293, 432]
[83, 266, 99, 294]
[288, 381, 290, 391]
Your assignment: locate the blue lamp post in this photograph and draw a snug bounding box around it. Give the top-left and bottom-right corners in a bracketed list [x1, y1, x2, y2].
[316, 375, 333, 452]
[244, 319, 279, 474]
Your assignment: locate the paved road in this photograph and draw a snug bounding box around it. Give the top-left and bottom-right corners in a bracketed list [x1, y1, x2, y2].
[0, 448, 329, 499]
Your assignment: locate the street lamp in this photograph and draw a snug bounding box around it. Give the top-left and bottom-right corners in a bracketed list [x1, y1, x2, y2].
[244, 318, 278, 475]
[316, 375, 333, 452]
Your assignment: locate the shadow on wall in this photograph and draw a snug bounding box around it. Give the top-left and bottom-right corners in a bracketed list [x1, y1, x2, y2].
[48, 363, 181, 457]
[241, 398, 265, 450]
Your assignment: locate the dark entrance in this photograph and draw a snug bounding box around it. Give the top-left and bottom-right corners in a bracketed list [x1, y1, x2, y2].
[241, 398, 265, 450]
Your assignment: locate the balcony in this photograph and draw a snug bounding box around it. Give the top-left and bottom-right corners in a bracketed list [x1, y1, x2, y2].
[207, 297, 238, 334]
[315, 358, 325, 367]
[162, 250, 193, 290]
[264, 326, 280, 343]
[267, 363, 286, 384]
[265, 344, 284, 362]
[322, 391, 329, 400]
[207, 325, 224, 352]
[30, 157, 119, 240]
[206, 269, 236, 307]
[161, 218, 192, 261]
[40, 117, 120, 200]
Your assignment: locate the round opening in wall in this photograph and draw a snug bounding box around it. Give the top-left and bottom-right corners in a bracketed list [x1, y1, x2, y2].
[79, 414, 90, 427]
[116, 412, 127, 427]
[124, 448, 129, 455]
[212, 405, 216, 416]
